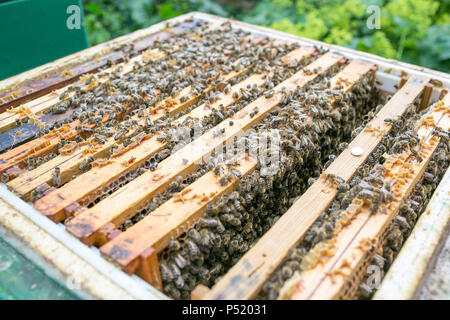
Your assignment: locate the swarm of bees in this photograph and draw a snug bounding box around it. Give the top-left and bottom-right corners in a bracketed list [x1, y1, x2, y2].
[153, 65, 383, 299]
[357, 139, 449, 299]
[30, 20, 302, 205]
[14, 19, 448, 301]
[259, 99, 449, 300]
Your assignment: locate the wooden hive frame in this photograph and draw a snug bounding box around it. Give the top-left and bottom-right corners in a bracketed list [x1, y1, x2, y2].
[197, 75, 434, 300]
[0, 12, 449, 300]
[282, 94, 450, 300]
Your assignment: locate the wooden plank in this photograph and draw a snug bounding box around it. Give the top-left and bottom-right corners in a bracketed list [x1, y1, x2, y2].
[0, 108, 82, 153]
[0, 55, 214, 177]
[0, 49, 166, 171]
[135, 247, 162, 291]
[325, 75, 430, 179]
[0, 92, 60, 129]
[178, 58, 374, 128]
[0, 24, 254, 157]
[4, 52, 264, 189]
[0, 43, 199, 166]
[0, 46, 157, 129]
[0, 20, 198, 112]
[327, 59, 376, 88]
[62, 51, 344, 246]
[28, 47, 314, 216]
[419, 84, 433, 110]
[0, 122, 79, 173]
[286, 94, 449, 300]
[191, 285, 212, 300]
[373, 168, 450, 300]
[198, 74, 428, 300]
[0, 48, 168, 134]
[0, 27, 262, 136]
[5, 35, 273, 188]
[173, 46, 314, 126]
[172, 46, 316, 125]
[100, 154, 257, 272]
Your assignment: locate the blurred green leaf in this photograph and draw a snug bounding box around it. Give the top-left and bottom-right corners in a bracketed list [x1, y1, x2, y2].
[417, 24, 450, 71]
[85, 3, 103, 14]
[158, 2, 180, 19]
[126, 0, 154, 26]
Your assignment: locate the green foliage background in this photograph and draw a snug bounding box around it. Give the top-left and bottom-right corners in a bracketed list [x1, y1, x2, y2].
[82, 0, 450, 73]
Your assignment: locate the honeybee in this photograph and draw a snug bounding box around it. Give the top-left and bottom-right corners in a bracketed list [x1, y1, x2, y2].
[52, 167, 61, 187]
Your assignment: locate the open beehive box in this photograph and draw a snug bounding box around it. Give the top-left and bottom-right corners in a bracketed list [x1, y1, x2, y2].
[0, 12, 448, 300]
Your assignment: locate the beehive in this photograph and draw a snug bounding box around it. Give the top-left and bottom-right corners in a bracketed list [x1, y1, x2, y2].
[0, 13, 448, 300]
